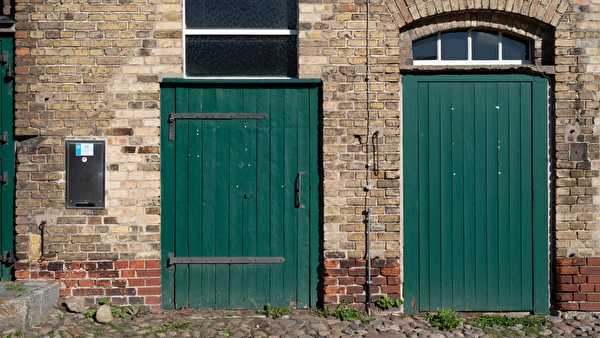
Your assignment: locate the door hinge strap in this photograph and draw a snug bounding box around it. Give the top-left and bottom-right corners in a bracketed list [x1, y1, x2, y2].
[168, 112, 267, 140]
[168, 253, 284, 266]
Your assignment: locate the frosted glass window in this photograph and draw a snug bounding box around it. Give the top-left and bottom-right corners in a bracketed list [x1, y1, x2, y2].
[441, 31, 468, 60]
[185, 0, 298, 29]
[186, 36, 298, 77]
[413, 35, 438, 61]
[472, 31, 499, 60]
[503, 34, 530, 61]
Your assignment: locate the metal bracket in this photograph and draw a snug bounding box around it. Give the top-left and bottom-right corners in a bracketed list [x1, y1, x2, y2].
[168, 112, 267, 140]
[0, 171, 8, 185]
[168, 252, 284, 268]
[0, 131, 7, 145]
[1, 251, 15, 267]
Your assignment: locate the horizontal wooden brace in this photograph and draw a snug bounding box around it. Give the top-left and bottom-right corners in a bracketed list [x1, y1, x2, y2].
[168, 253, 285, 266]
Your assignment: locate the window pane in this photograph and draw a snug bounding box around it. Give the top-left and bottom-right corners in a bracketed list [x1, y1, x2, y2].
[472, 31, 499, 60]
[441, 31, 468, 60]
[502, 34, 530, 61]
[413, 35, 438, 61]
[186, 36, 298, 77]
[185, 0, 297, 29]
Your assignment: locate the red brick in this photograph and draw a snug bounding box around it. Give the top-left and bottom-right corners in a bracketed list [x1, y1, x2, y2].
[114, 261, 129, 269]
[325, 286, 345, 294]
[558, 275, 573, 283]
[381, 285, 401, 294]
[557, 283, 578, 292]
[557, 302, 579, 311]
[324, 260, 339, 269]
[88, 270, 118, 278]
[145, 296, 161, 305]
[580, 284, 595, 292]
[371, 276, 386, 285]
[145, 260, 160, 269]
[136, 269, 160, 278]
[129, 260, 145, 269]
[556, 292, 573, 301]
[557, 266, 578, 275]
[588, 258, 600, 266]
[573, 275, 587, 284]
[137, 287, 161, 296]
[73, 288, 105, 296]
[338, 276, 354, 285]
[587, 294, 600, 302]
[581, 267, 600, 275]
[121, 270, 136, 278]
[78, 280, 94, 287]
[588, 276, 600, 283]
[580, 303, 600, 311]
[324, 268, 348, 277]
[145, 278, 161, 286]
[574, 293, 586, 301]
[556, 258, 576, 265]
[346, 285, 364, 294]
[128, 279, 145, 287]
[387, 276, 401, 285]
[323, 277, 337, 285]
[381, 267, 400, 276]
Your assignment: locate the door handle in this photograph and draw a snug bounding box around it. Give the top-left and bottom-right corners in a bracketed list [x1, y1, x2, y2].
[295, 172, 305, 209]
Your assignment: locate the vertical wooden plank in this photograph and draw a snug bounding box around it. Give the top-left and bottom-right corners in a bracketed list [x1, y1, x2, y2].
[497, 82, 510, 309]
[402, 75, 419, 313]
[284, 88, 299, 306]
[308, 86, 320, 307]
[269, 88, 286, 306]
[520, 82, 533, 309]
[201, 88, 218, 308]
[462, 82, 476, 310]
[473, 81, 488, 310]
[532, 78, 549, 314]
[160, 86, 176, 309]
[214, 88, 232, 308]
[485, 82, 499, 309]
[451, 82, 465, 309]
[256, 88, 272, 307]
[439, 82, 453, 308]
[417, 81, 430, 311]
[296, 88, 310, 308]
[187, 89, 204, 308]
[174, 88, 190, 309]
[428, 81, 442, 310]
[242, 88, 259, 308]
[508, 82, 523, 310]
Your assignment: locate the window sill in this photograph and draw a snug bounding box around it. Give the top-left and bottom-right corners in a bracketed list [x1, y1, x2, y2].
[400, 64, 555, 75]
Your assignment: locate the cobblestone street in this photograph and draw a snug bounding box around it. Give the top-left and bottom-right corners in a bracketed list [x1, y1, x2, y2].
[4, 309, 600, 337]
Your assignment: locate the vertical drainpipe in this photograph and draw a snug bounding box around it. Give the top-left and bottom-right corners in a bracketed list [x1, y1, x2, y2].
[364, 0, 373, 315]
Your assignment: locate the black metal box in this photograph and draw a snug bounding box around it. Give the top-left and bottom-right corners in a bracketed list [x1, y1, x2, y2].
[65, 140, 105, 209]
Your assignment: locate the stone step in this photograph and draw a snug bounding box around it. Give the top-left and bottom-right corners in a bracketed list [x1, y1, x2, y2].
[0, 281, 60, 331]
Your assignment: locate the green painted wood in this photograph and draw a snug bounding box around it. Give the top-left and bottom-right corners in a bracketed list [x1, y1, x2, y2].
[0, 36, 13, 282]
[403, 74, 549, 313]
[161, 81, 321, 309]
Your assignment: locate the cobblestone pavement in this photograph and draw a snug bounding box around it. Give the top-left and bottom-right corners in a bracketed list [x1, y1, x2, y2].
[5, 309, 600, 337]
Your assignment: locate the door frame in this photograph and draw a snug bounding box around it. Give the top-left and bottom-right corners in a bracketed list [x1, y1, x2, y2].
[0, 35, 14, 281]
[159, 78, 322, 309]
[402, 74, 550, 314]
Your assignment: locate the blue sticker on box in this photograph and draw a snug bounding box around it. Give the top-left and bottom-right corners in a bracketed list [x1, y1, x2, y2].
[75, 143, 94, 157]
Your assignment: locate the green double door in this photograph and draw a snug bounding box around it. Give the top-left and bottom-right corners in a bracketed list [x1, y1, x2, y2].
[403, 75, 548, 313]
[161, 80, 320, 309]
[0, 36, 14, 281]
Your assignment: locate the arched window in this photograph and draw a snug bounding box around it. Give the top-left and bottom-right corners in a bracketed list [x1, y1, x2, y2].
[412, 29, 531, 65]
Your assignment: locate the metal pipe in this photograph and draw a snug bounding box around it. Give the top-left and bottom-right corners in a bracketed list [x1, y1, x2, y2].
[365, 208, 373, 314]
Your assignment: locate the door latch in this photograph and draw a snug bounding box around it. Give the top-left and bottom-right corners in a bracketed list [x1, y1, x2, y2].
[0, 52, 8, 65]
[1, 251, 15, 267]
[295, 172, 306, 209]
[0, 131, 8, 145]
[5, 69, 14, 82]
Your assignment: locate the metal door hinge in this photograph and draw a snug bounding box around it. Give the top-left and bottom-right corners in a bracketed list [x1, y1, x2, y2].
[1, 251, 15, 267]
[0, 131, 8, 145]
[0, 171, 8, 185]
[0, 52, 8, 65]
[167, 112, 267, 141]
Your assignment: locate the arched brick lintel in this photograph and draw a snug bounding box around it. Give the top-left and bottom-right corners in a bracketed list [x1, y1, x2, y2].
[385, 0, 569, 28]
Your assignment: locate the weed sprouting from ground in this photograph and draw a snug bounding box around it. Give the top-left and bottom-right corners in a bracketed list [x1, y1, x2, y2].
[425, 309, 463, 331]
[470, 315, 548, 336]
[4, 283, 27, 296]
[375, 295, 403, 310]
[316, 302, 374, 324]
[257, 304, 291, 319]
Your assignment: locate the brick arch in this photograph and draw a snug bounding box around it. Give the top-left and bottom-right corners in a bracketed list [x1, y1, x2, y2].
[393, 9, 557, 65]
[385, 0, 569, 28]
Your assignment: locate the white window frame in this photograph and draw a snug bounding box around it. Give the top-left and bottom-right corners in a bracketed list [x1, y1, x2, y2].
[413, 29, 532, 66]
[182, 0, 298, 79]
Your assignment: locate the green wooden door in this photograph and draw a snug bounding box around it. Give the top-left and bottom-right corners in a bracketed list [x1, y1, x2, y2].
[403, 75, 548, 313]
[0, 36, 14, 281]
[161, 80, 321, 309]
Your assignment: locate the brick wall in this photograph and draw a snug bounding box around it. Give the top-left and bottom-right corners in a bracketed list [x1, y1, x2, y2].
[10, 0, 600, 311]
[556, 258, 600, 311]
[13, 0, 181, 305]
